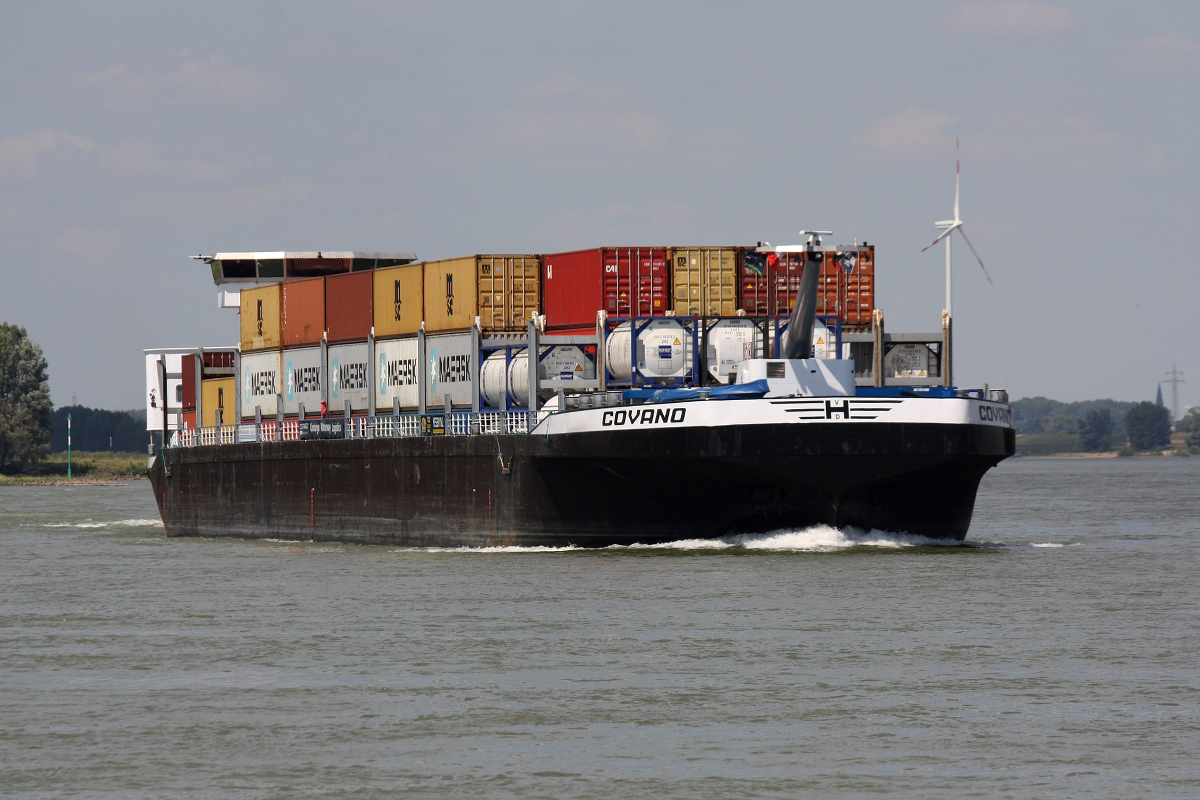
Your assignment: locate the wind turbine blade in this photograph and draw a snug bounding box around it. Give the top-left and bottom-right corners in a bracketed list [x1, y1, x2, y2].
[920, 225, 956, 252]
[954, 152, 961, 222]
[955, 227, 993, 285]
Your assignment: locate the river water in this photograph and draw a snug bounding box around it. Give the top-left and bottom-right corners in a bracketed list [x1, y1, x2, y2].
[2, 458, 1197, 798]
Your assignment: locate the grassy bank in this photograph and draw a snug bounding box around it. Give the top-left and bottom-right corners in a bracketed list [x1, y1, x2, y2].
[1016, 432, 1195, 457]
[0, 451, 147, 485]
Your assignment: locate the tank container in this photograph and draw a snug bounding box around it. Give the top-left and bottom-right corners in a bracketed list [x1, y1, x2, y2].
[767, 318, 842, 360]
[373, 264, 424, 338]
[543, 247, 669, 329]
[281, 277, 326, 347]
[239, 283, 282, 351]
[423, 255, 541, 333]
[480, 346, 595, 407]
[605, 319, 692, 382]
[703, 318, 762, 385]
[325, 271, 373, 343]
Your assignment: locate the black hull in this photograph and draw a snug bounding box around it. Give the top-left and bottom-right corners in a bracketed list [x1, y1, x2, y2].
[148, 423, 1014, 546]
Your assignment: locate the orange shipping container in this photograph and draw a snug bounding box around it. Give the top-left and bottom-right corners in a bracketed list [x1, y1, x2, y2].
[282, 277, 326, 347]
[239, 283, 282, 352]
[325, 271, 373, 342]
[423, 255, 540, 333]
[372, 263, 424, 338]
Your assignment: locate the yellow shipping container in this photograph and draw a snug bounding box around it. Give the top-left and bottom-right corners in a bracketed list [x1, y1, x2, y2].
[240, 283, 282, 351]
[423, 255, 541, 333]
[671, 247, 739, 316]
[201, 377, 235, 427]
[372, 263, 424, 338]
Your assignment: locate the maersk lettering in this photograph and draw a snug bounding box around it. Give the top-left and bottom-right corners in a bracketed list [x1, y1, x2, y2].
[601, 407, 687, 426]
[978, 405, 1013, 424]
[383, 358, 417, 388]
[292, 366, 321, 394]
[438, 353, 471, 384]
[250, 371, 277, 397]
[337, 362, 368, 390]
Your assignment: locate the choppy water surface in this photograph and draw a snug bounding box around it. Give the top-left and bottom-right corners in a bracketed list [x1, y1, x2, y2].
[2, 458, 1198, 798]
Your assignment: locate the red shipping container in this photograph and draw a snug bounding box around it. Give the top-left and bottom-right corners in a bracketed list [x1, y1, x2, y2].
[180, 354, 198, 411]
[325, 271, 373, 342]
[282, 277, 326, 347]
[543, 247, 669, 329]
[739, 247, 874, 323]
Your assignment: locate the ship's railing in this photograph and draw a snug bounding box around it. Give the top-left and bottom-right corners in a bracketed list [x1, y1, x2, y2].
[167, 411, 547, 448]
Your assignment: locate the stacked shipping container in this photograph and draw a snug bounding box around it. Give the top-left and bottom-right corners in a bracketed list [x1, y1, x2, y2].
[671, 247, 738, 316]
[542, 248, 669, 329]
[235, 255, 541, 419]
[738, 245, 875, 325]
[229, 244, 877, 419]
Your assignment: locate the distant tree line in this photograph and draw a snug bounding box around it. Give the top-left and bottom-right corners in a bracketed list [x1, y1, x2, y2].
[1015, 396, 1187, 452]
[50, 406, 146, 453]
[1012, 397, 1134, 436]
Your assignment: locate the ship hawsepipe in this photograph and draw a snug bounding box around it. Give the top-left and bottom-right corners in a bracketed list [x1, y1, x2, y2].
[148, 391, 1015, 546]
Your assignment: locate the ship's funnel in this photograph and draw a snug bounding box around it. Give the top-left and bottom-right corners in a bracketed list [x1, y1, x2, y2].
[780, 251, 821, 359]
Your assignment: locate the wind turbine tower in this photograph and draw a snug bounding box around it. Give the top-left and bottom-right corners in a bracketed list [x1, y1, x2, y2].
[922, 141, 992, 385]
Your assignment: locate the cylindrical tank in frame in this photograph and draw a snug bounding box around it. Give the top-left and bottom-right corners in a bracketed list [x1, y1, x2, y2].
[704, 318, 763, 384]
[604, 319, 692, 382]
[480, 346, 595, 407]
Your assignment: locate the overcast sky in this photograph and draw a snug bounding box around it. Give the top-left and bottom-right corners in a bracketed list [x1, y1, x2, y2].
[2, 1, 1197, 411]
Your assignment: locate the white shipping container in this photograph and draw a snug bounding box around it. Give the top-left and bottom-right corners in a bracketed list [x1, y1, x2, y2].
[281, 347, 322, 416]
[426, 332, 475, 408]
[241, 350, 281, 418]
[328, 342, 370, 412]
[376, 337, 420, 410]
[144, 351, 185, 432]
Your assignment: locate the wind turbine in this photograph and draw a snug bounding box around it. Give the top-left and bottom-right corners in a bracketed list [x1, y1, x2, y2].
[921, 141, 992, 384]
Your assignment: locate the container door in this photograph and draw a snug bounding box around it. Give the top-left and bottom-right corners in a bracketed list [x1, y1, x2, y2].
[373, 264, 423, 338]
[328, 342, 371, 413]
[424, 257, 478, 332]
[375, 337, 419, 410]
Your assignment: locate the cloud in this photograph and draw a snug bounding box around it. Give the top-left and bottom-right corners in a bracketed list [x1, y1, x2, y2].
[74, 55, 279, 105]
[56, 227, 121, 258]
[947, 2, 1072, 34]
[858, 107, 957, 159]
[217, 181, 315, 213]
[0, 129, 95, 178]
[859, 108, 1141, 172]
[500, 109, 667, 150]
[102, 142, 230, 180]
[1125, 34, 1200, 72]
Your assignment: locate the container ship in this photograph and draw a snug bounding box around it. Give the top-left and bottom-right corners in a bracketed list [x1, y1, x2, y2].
[146, 237, 1014, 546]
